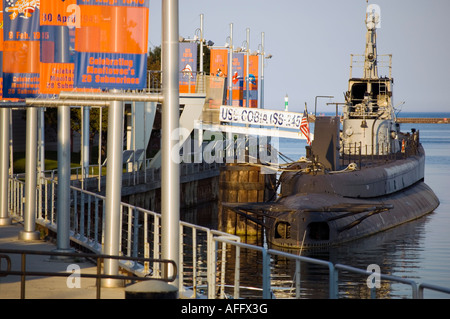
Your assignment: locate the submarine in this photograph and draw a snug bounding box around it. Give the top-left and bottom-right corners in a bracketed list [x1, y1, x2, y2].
[224, 4, 440, 249]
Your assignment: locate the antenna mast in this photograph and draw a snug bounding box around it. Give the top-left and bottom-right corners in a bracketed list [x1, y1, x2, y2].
[363, 3, 380, 79]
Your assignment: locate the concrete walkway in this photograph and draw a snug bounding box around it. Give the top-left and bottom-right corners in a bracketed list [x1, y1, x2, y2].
[0, 221, 125, 299]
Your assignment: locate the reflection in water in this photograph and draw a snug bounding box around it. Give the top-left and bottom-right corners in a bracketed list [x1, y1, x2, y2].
[182, 200, 434, 299]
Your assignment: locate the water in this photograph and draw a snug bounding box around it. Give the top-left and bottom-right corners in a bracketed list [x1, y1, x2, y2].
[270, 112, 450, 299]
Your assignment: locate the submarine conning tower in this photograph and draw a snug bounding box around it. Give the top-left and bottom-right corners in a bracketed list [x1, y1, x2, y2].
[341, 3, 399, 157]
[307, 4, 399, 172]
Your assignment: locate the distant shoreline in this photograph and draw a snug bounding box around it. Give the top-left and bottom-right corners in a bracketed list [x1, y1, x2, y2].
[396, 118, 449, 124]
[310, 113, 450, 124]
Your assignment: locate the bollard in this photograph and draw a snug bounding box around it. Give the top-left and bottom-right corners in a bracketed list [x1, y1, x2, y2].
[125, 280, 178, 299]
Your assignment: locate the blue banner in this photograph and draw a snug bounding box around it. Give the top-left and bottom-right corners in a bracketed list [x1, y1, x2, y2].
[3, 0, 41, 98]
[75, 52, 146, 90]
[231, 52, 244, 106]
[74, 1, 149, 90]
[179, 42, 197, 93]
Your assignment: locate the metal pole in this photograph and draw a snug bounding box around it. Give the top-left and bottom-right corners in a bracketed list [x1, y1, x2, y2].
[198, 14, 204, 93]
[162, 0, 180, 289]
[59, 91, 163, 103]
[102, 95, 125, 288]
[314, 95, 334, 117]
[199, 13, 204, 75]
[98, 106, 103, 192]
[0, 108, 12, 226]
[262, 247, 271, 299]
[9, 110, 13, 179]
[19, 107, 40, 241]
[246, 28, 250, 108]
[53, 105, 74, 257]
[38, 109, 45, 182]
[228, 23, 233, 106]
[82, 106, 90, 182]
[260, 32, 265, 109]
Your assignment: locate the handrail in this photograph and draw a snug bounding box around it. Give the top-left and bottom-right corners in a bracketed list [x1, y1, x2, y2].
[211, 236, 450, 299]
[0, 248, 177, 299]
[335, 263, 418, 299]
[418, 282, 450, 298]
[212, 237, 338, 299]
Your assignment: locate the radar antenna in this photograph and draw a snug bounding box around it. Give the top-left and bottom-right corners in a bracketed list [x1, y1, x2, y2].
[364, 3, 381, 79]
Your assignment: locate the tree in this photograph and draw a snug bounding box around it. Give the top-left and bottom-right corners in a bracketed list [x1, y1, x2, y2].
[147, 43, 211, 75]
[148, 46, 162, 71]
[148, 46, 162, 91]
[69, 107, 108, 162]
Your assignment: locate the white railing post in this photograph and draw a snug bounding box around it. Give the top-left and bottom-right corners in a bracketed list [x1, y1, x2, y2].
[0, 109, 11, 226]
[179, 224, 184, 288]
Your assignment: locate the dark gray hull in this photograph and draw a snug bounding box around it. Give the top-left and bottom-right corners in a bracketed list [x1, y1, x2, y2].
[267, 181, 439, 249]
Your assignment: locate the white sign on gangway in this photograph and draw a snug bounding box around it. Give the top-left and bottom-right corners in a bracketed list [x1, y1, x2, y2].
[219, 105, 304, 129]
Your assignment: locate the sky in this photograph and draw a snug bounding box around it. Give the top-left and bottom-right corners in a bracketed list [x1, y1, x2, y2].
[148, 0, 450, 114]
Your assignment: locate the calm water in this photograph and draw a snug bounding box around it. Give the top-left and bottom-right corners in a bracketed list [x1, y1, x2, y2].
[271, 112, 450, 299]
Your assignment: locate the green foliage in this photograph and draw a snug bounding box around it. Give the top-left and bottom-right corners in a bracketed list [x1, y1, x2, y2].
[147, 44, 211, 73]
[148, 46, 162, 71]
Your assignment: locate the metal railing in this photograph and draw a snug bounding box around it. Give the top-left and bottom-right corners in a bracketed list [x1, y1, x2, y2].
[0, 248, 176, 299]
[340, 130, 421, 169]
[349, 54, 392, 79]
[8, 173, 238, 297]
[147, 70, 209, 94]
[7, 174, 450, 299]
[210, 238, 450, 299]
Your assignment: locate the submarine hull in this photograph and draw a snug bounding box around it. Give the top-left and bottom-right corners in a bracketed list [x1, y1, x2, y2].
[267, 181, 440, 249]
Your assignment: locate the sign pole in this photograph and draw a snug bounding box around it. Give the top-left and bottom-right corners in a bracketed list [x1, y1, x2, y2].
[19, 108, 40, 241]
[162, 0, 180, 290]
[0, 109, 12, 226]
[102, 92, 125, 288]
[52, 104, 75, 259]
[228, 23, 233, 106]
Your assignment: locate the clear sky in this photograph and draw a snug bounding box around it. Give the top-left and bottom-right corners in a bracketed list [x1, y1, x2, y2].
[149, 0, 450, 113]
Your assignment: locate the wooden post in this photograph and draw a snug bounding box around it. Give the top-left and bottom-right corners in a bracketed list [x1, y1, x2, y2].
[218, 163, 275, 236]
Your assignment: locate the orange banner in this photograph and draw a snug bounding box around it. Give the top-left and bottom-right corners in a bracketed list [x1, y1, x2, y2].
[76, 5, 148, 55]
[41, 0, 78, 26]
[3, 41, 40, 74]
[40, 63, 74, 94]
[244, 55, 259, 108]
[244, 55, 259, 86]
[210, 49, 228, 77]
